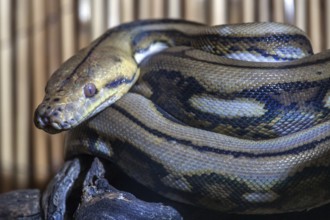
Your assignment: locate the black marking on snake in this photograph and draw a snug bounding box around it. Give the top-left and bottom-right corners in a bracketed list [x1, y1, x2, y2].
[197, 33, 313, 62]
[112, 103, 330, 158]
[237, 79, 330, 131]
[109, 138, 210, 205]
[154, 104, 187, 126]
[202, 33, 312, 47]
[83, 126, 102, 156]
[185, 165, 330, 212]
[105, 71, 138, 89]
[228, 45, 241, 52]
[137, 69, 205, 127]
[269, 165, 330, 210]
[64, 125, 101, 160]
[163, 47, 330, 70]
[111, 138, 170, 183]
[105, 77, 129, 89]
[246, 46, 295, 61]
[183, 172, 254, 212]
[272, 165, 330, 193]
[140, 68, 330, 139]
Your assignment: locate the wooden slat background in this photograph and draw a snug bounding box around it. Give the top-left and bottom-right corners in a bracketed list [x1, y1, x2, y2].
[0, 0, 329, 193]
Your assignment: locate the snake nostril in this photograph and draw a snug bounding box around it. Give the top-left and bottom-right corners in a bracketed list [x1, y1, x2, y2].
[34, 114, 47, 128]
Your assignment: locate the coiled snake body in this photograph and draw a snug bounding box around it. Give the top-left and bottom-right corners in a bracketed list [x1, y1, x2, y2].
[34, 19, 330, 214]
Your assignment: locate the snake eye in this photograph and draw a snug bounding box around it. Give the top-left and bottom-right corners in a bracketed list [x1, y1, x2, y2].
[84, 83, 97, 98]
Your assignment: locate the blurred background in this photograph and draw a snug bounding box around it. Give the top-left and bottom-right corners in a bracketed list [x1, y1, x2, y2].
[0, 0, 329, 194]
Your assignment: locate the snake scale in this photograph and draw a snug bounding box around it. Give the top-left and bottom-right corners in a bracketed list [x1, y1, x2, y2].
[34, 19, 330, 214]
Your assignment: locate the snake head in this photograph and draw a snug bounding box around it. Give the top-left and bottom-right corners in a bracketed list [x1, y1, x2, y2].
[34, 42, 138, 134]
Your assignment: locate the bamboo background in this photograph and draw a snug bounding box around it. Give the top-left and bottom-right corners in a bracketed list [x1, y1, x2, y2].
[0, 0, 329, 193]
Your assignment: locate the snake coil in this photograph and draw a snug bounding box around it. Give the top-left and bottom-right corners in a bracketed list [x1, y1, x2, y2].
[35, 19, 330, 214]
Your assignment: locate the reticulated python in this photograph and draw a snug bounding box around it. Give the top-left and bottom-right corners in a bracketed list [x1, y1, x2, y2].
[34, 19, 330, 214]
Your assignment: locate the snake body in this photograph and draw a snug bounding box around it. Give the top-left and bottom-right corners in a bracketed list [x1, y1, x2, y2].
[34, 20, 330, 214]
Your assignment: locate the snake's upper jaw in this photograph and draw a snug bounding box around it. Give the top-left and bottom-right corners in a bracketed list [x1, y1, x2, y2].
[33, 99, 77, 134]
[34, 108, 70, 134]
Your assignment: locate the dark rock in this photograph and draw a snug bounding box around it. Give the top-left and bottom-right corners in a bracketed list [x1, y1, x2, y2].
[0, 189, 41, 219]
[74, 158, 182, 220]
[42, 158, 81, 220]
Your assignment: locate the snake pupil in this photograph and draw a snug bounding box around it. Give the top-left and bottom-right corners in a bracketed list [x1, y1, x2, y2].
[84, 83, 97, 98]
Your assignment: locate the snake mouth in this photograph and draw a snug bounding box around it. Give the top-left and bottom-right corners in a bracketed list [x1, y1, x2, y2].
[34, 110, 74, 134]
[33, 101, 79, 134]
